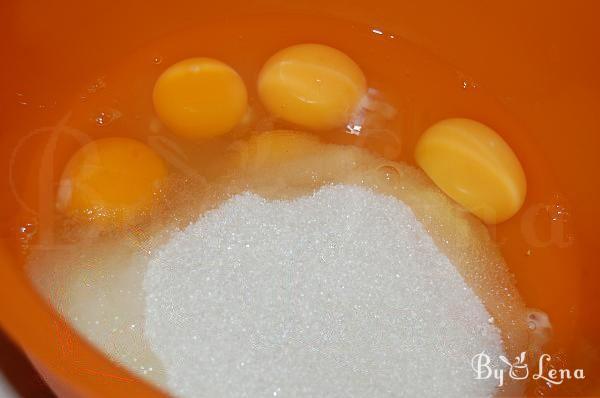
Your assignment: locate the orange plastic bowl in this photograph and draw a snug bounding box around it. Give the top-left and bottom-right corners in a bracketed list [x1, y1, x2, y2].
[1, 1, 599, 397]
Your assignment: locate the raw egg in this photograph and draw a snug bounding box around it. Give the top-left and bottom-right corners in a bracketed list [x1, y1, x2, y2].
[57, 137, 167, 225]
[414, 118, 526, 224]
[257, 44, 367, 130]
[235, 130, 322, 169]
[153, 58, 248, 139]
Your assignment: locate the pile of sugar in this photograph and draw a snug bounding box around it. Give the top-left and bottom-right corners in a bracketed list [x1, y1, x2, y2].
[144, 184, 505, 397]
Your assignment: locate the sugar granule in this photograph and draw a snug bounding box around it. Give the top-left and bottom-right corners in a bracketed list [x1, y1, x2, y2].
[144, 184, 505, 397]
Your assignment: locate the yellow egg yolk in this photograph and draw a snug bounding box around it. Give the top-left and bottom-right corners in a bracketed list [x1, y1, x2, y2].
[414, 118, 526, 224]
[234, 130, 322, 169]
[58, 137, 168, 225]
[153, 58, 248, 139]
[257, 44, 367, 130]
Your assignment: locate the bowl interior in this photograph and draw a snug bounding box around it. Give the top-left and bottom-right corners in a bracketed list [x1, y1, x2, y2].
[0, 1, 599, 396]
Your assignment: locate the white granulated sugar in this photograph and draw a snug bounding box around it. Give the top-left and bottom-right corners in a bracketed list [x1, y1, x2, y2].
[144, 184, 505, 398]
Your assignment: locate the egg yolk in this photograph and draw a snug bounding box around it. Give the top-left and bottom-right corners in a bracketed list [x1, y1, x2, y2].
[414, 118, 526, 224]
[58, 137, 168, 225]
[153, 58, 248, 139]
[257, 44, 367, 130]
[234, 130, 322, 169]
